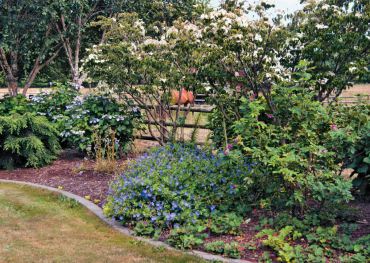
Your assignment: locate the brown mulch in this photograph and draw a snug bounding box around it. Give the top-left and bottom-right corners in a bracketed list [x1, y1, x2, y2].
[0, 150, 134, 207]
[0, 150, 369, 262]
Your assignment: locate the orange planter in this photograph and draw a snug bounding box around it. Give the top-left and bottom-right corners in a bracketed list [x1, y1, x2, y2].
[171, 89, 193, 105]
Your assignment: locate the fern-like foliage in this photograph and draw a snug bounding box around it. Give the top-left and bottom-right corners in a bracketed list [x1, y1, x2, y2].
[0, 113, 61, 169]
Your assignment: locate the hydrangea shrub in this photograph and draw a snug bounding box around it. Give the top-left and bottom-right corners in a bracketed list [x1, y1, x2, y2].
[60, 94, 141, 155]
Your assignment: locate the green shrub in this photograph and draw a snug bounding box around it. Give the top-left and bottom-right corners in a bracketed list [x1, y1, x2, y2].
[223, 242, 242, 259]
[204, 240, 225, 254]
[0, 113, 60, 169]
[0, 94, 30, 115]
[133, 221, 156, 237]
[60, 93, 141, 156]
[328, 103, 370, 197]
[104, 143, 252, 232]
[257, 222, 370, 262]
[257, 226, 303, 262]
[29, 85, 141, 157]
[231, 86, 353, 216]
[207, 95, 240, 148]
[30, 84, 79, 131]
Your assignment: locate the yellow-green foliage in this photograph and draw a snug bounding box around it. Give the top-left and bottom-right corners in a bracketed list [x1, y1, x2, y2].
[0, 113, 60, 169]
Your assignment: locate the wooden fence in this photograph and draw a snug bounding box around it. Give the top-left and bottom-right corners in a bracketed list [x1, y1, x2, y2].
[1, 88, 369, 144]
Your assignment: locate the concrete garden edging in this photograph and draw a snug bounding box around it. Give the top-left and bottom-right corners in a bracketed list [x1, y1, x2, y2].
[0, 179, 253, 263]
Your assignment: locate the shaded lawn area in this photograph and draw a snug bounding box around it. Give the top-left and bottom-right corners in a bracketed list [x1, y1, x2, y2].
[0, 183, 203, 263]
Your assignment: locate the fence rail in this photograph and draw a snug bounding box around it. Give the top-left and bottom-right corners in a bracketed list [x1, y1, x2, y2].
[1, 88, 369, 144]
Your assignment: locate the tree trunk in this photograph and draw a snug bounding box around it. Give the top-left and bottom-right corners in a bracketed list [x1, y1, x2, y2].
[7, 77, 18, 96]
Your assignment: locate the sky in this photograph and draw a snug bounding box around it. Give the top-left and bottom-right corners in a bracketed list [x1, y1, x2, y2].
[209, 0, 303, 13]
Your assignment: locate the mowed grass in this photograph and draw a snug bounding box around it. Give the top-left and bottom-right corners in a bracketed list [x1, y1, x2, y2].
[0, 183, 204, 263]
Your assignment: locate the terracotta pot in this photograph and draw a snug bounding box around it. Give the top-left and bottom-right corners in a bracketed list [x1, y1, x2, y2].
[187, 91, 195, 104]
[171, 89, 189, 105]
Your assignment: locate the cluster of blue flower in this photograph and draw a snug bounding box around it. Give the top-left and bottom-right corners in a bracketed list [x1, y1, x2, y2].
[104, 143, 252, 230]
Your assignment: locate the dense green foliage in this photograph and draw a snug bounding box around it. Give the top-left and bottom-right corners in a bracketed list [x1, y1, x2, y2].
[256, 219, 370, 262]
[104, 144, 250, 241]
[0, 85, 141, 166]
[0, 113, 60, 169]
[0, 95, 30, 115]
[329, 103, 370, 196]
[30, 84, 79, 119]
[231, 84, 353, 216]
[205, 241, 241, 259]
[29, 85, 141, 156]
[60, 93, 140, 155]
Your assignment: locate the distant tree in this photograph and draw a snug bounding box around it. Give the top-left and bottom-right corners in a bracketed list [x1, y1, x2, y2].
[288, 0, 370, 101]
[0, 0, 61, 96]
[119, 0, 209, 36]
[50, 0, 118, 87]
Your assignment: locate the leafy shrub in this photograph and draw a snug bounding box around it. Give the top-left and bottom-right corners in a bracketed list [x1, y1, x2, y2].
[207, 95, 240, 148]
[0, 113, 60, 169]
[223, 242, 242, 259]
[30, 84, 79, 131]
[60, 93, 141, 156]
[231, 86, 353, 216]
[104, 143, 252, 232]
[328, 103, 370, 197]
[205, 241, 242, 259]
[0, 94, 30, 115]
[209, 212, 243, 235]
[29, 85, 141, 157]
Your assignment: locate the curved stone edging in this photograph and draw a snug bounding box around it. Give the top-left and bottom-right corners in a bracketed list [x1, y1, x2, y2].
[0, 179, 253, 263]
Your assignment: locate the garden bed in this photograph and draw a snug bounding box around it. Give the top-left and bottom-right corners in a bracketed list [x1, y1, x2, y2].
[1, 149, 369, 262]
[0, 150, 124, 207]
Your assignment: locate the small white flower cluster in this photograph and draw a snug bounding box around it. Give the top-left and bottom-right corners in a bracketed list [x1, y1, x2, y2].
[60, 130, 85, 138]
[101, 114, 126, 122]
[134, 20, 146, 37]
[316, 24, 329, 30]
[318, 78, 329, 85]
[143, 38, 168, 47]
[319, 4, 343, 15]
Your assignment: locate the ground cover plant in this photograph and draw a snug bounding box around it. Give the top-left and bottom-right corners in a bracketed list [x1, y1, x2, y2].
[104, 144, 252, 244]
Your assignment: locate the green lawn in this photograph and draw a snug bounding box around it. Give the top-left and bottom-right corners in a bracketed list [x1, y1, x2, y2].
[0, 183, 203, 263]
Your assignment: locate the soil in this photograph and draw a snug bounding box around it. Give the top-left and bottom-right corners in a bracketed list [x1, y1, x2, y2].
[0, 150, 369, 262]
[0, 150, 135, 207]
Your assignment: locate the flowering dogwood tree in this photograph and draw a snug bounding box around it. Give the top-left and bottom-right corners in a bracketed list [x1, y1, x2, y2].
[83, 13, 204, 144]
[288, 0, 370, 101]
[84, 0, 369, 146]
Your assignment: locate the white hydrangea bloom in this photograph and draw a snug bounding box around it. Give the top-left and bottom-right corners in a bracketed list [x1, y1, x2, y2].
[318, 78, 329, 85]
[316, 24, 329, 29]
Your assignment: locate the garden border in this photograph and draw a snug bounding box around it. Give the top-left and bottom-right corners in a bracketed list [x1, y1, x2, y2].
[0, 179, 252, 263]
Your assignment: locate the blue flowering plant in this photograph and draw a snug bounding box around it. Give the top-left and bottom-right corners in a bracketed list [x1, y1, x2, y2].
[104, 144, 253, 237]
